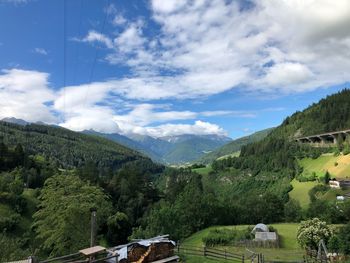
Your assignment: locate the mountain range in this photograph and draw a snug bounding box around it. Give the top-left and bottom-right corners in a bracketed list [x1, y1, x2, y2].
[1, 117, 275, 165]
[83, 130, 232, 165]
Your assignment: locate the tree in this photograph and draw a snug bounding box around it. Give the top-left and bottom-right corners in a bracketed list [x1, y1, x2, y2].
[297, 218, 333, 250]
[338, 223, 350, 255]
[0, 233, 30, 262]
[33, 175, 112, 256]
[323, 171, 330, 184]
[284, 199, 302, 222]
[106, 212, 131, 245]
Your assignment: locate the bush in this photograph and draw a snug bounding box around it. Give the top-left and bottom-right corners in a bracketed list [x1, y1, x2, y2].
[202, 228, 252, 247]
[0, 213, 21, 232]
[297, 218, 333, 250]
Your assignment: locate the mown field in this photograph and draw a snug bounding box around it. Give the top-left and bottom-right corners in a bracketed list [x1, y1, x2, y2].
[288, 179, 319, 209]
[192, 166, 213, 175]
[299, 153, 350, 179]
[181, 223, 304, 262]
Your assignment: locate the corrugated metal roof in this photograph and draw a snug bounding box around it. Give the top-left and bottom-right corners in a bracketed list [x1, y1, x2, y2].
[5, 260, 30, 263]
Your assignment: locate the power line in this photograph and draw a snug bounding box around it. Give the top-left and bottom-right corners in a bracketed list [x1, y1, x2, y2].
[82, 0, 111, 107]
[77, 0, 111, 130]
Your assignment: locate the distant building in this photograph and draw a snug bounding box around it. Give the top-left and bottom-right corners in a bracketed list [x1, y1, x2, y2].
[329, 179, 340, 189]
[251, 223, 278, 242]
[336, 196, 345, 201]
[329, 179, 350, 189]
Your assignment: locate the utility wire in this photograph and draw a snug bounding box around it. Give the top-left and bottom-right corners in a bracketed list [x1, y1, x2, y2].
[82, 0, 111, 108]
[76, 0, 110, 130]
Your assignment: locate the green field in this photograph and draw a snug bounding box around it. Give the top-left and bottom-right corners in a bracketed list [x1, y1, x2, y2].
[192, 166, 213, 175]
[181, 223, 304, 262]
[299, 153, 350, 179]
[289, 179, 319, 209]
[217, 151, 240, 160]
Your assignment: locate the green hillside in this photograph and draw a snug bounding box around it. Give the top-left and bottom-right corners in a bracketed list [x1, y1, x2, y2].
[0, 123, 165, 261]
[0, 121, 149, 169]
[299, 153, 350, 179]
[289, 179, 319, 209]
[198, 128, 273, 164]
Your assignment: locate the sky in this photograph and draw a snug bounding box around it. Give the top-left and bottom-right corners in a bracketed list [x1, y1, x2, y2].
[0, 0, 350, 139]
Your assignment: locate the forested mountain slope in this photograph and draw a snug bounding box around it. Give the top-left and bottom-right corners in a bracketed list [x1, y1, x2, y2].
[0, 121, 150, 169]
[198, 128, 273, 164]
[274, 89, 350, 139]
[214, 89, 350, 173]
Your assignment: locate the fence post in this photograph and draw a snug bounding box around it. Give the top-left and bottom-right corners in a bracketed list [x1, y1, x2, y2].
[242, 255, 245, 263]
[203, 246, 207, 257]
[225, 249, 227, 259]
[177, 240, 180, 254]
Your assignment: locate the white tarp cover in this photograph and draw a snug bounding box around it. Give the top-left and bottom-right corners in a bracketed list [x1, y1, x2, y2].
[251, 223, 269, 233]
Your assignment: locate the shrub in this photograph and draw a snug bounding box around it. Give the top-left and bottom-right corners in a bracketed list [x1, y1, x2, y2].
[0, 213, 21, 232]
[202, 228, 252, 247]
[297, 218, 333, 250]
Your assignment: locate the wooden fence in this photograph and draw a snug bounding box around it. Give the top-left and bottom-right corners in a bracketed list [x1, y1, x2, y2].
[176, 244, 246, 262]
[234, 239, 279, 249]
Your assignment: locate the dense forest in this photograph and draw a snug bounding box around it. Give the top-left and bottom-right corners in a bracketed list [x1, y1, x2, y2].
[0, 121, 148, 169]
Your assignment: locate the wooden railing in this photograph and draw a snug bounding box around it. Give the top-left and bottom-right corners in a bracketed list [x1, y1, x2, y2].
[176, 244, 245, 262]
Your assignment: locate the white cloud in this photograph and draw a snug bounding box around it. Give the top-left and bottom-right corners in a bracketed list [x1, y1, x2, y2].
[1, 0, 28, 4]
[130, 120, 228, 137]
[78, 0, 350, 99]
[82, 30, 113, 49]
[59, 106, 121, 134]
[112, 14, 127, 26]
[33, 48, 48, 55]
[0, 69, 56, 122]
[259, 62, 314, 91]
[5, 0, 350, 137]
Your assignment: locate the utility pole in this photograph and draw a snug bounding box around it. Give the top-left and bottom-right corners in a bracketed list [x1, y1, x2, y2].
[90, 208, 97, 247]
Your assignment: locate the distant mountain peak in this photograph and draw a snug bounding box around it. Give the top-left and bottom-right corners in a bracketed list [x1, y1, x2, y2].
[1, 117, 29, 126]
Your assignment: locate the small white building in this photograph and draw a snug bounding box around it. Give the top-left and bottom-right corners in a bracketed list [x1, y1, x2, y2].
[329, 179, 340, 189]
[251, 223, 278, 242]
[336, 195, 345, 201]
[255, 232, 278, 241]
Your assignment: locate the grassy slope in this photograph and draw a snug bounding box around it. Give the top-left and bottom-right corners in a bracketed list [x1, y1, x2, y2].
[289, 179, 319, 209]
[197, 128, 273, 164]
[182, 224, 304, 262]
[192, 166, 213, 176]
[299, 153, 350, 179]
[217, 151, 240, 160]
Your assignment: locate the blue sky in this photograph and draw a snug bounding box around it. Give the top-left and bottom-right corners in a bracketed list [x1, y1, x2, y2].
[0, 0, 350, 139]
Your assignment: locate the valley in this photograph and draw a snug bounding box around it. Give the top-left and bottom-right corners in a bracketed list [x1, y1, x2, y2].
[2, 90, 350, 262]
